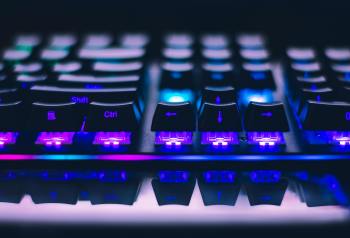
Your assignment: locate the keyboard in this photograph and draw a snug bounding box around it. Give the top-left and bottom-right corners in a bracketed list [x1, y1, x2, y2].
[1, 32, 350, 225]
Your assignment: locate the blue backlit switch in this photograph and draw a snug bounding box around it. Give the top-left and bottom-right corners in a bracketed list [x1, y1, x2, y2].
[198, 171, 240, 206]
[245, 171, 288, 206]
[152, 171, 196, 205]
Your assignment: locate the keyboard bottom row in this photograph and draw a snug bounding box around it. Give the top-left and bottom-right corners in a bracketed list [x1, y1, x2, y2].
[1, 170, 349, 208]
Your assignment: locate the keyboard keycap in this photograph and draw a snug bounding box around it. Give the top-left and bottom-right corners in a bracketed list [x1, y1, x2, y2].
[3, 49, 31, 62]
[160, 62, 194, 89]
[92, 61, 143, 75]
[300, 100, 350, 130]
[57, 74, 141, 87]
[151, 102, 196, 131]
[164, 33, 193, 48]
[28, 102, 81, 131]
[0, 101, 24, 131]
[202, 49, 232, 62]
[78, 48, 145, 61]
[244, 102, 289, 131]
[202, 63, 235, 86]
[200, 34, 229, 49]
[241, 63, 275, 89]
[202, 86, 236, 104]
[286, 47, 317, 62]
[86, 101, 141, 132]
[119, 33, 150, 48]
[199, 102, 242, 131]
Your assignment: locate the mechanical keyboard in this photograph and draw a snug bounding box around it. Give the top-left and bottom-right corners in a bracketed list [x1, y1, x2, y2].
[1, 32, 350, 225]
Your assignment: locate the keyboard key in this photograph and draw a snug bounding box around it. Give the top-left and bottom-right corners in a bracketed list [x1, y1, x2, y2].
[198, 171, 240, 206]
[202, 49, 232, 62]
[200, 34, 229, 49]
[0, 88, 20, 103]
[152, 171, 195, 205]
[92, 61, 143, 75]
[0, 101, 24, 131]
[202, 86, 236, 104]
[236, 34, 266, 49]
[57, 74, 141, 87]
[202, 62, 235, 86]
[28, 102, 81, 131]
[199, 102, 242, 131]
[13, 62, 43, 73]
[164, 33, 193, 48]
[82, 34, 113, 48]
[119, 33, 150, 48]
[48, 34, 77, 49]
[160, 62, 194, 89]
[86, 101, 141, 132]
[151, 102, 196, 131]
[241, 63, 275, 89]
[40, 48, 69, 62]
[78, 48, 145, 61]
[52, 61, 82, 74]
[30, 85, 139, 104]
[162, 48, 193, 61]
[300, 100, 350, 130]
[290, 62, 323, 78]
[240, 49, 270, 62]
[300, 87, 334, 102]
[244, 102, 289, 131]
[286, 47, 317, 62]
[325, 47, 350, 62]
[245, 171, 288, 206]
[14, 35, 41, 48]
[295, 75, 328, 88]
[3, 49, 31, 62]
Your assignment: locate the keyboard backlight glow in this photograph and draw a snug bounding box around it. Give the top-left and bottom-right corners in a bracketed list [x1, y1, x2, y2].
[36, 132, 75, 147]
[93, 132, 132, 146]
[155, 131, 192, 146]
[0, 132, 18, 147]
[201, 132, 239, 146]
[247, 132, 284, 146]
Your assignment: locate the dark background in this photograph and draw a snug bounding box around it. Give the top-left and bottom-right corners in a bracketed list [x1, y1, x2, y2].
[1, 0, 350, 237]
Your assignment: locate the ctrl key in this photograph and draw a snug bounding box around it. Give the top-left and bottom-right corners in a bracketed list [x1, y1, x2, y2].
[152, 171, 196, 205]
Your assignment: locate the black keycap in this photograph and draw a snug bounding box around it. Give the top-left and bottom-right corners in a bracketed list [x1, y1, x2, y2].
[40, 48, 70, 62]
[52, 61, 82, 74]
[202, 49, 232, 62]
[244, 102, 289, 131]
[151, 102, 196, 131]
[296, 175, 345, 207]
[83, 171, 141, 205]
[3, 49, 31, 62]
[30, 85, 139, 104]
[240, 62, 275, 89]
[78, 48, 145, 61]
[200, 34, 229, 49]
[286, 47, 317, 63]
[160, 62, 194, 89]
[198, 171, 240, 206]
[16, 74, 47, 89]
[295, 75, 328, 88]
[300, 87, 334, 102]
[82, 34, 113, 49]
[162, 48, 193, 62]
[300, 100, 350, 130]
[0, 171, 24, 203]
[28, 102, 81, 131]
[325, 47, 350, 63]
[164, 33, 194, 48]
[290, 62, 323, 78]
[202, 62, 235, 86]
[245, 181, 288, 206]
[152, 171, 195, 205]
[119, 33, 150, 48]
[92, 61, 143, 75]
[13, 62, 43, 74]
[0, 88, 20, 103]
[330, 64, 350, 86]
[0, 101, 24, 131]
[48, 34, 77, 49]
[240, 49, 270, 62]
[86, 101, 141, 131]
[14, 35, 42, 48]
[245, 171, 288, 206]
[202, 86, 236, 104]
[199, 102, 242, 131]
[236, 34, 266, 49]
[57, 74, 141, 88]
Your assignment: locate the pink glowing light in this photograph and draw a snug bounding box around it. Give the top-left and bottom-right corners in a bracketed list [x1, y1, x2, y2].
[93, 132, 132, 146]
[35, 132, 75, 147]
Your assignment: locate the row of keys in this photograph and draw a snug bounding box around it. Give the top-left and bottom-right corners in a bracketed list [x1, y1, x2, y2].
[1, 170, 345, 207]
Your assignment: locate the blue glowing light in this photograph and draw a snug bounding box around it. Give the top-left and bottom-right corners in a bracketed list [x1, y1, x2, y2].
[203, 171, 236, 183]
[239, 89, 273, 106]
[251, 72, 266, 80]
[250, 170, 281, 183]
[211, 73, 224, 80]
[158, 171, 190, 183]
[160, 89, 194, 103]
